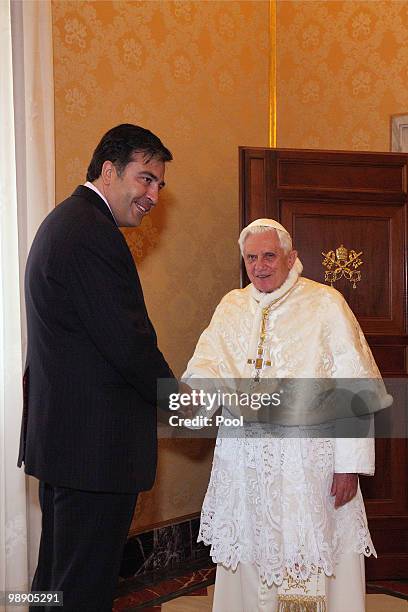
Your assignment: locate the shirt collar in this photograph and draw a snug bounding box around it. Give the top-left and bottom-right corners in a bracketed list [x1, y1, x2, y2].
[84, 181, 117, 225]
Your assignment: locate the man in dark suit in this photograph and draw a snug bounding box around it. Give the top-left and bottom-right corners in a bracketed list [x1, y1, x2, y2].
[18, 124, 177, 611]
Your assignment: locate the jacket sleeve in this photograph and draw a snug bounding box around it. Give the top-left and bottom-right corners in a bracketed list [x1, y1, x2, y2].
[326, 293, 389, 476]
[334, 437, 375, 475]
[182, 292, 241, 382]
[181, 297, 237, 421]
[66, 222, 176, 405]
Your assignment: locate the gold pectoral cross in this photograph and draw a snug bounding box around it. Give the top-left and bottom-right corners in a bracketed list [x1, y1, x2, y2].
[248, 306, 272, 382]
[247, 355, 272, 382]
[248, 356, 272, 371]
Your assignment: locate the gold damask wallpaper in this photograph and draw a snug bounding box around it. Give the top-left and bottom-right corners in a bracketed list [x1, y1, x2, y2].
[51, 0, 269, 530]
[276, 0, 408, 151]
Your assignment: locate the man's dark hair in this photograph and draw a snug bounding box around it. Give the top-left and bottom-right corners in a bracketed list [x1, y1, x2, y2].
[86, 123, 173, 181]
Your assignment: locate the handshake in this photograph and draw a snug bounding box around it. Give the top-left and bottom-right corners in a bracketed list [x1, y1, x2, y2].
[162, 380, 283, 429]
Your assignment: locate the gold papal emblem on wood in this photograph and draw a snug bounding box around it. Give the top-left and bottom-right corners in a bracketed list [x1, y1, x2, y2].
[321, 244, 363, 289]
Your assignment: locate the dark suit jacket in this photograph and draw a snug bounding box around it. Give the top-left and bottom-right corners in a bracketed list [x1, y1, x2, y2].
[18, 185, 175, 493]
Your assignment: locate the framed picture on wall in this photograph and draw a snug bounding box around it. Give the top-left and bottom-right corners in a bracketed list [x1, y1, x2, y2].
[391, 113, 408, 152]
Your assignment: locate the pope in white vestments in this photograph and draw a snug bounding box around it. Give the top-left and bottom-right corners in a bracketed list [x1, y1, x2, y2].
[182, 219, 392, 612]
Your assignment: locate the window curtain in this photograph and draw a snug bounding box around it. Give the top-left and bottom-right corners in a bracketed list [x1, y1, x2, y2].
[0, 0, 55, 606]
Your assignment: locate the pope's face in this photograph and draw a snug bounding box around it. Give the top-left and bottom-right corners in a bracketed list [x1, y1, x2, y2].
[243, 230, 297, 293]
[102, 152, 165, 227]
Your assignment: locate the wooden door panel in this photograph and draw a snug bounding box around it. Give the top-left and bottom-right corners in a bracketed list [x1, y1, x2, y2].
[361, 439, 408, 514]
[279, 200, 405, 335]
[371, 344, 407, 375]
[242, 151, 268, 222]
[277, 155, 407, 193]
[240, 147, 408, 579]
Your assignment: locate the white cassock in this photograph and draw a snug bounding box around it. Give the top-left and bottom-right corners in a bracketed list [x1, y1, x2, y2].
[182, 261, 392, 612]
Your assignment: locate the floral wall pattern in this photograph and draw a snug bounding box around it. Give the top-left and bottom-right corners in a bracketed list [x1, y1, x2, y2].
[52, 0, 269, 530]
[276, 0, 408, 151]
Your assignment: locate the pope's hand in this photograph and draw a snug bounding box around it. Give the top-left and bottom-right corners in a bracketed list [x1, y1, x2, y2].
[330, 473, 358, 509]
[177, 381, 194, 418]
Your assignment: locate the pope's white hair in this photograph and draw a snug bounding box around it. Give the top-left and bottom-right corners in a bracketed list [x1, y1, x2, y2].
[238, 225, 293, 256]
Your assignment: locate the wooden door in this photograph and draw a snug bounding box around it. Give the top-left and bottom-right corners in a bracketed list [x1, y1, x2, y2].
[239, 147, 408, 579]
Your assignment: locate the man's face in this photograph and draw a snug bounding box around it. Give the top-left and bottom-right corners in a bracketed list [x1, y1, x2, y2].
[102, 152, 165, 227]
[243, 230, 297, 293]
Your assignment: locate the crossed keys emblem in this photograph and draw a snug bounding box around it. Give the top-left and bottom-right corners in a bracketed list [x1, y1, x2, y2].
[321, 244, 363, 289]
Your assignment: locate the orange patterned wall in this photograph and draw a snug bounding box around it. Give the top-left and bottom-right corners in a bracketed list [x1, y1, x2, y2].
[52, 0, 269, 530]
[276, 0, 408, 151]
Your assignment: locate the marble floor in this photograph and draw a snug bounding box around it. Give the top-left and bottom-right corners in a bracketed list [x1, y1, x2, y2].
[116, 582, 408, 611]
[114, 564, 408, 611]
[161, 587, 408, 611]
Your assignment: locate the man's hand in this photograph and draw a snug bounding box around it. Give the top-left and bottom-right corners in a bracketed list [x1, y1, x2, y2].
[330, 473, 358, 509]
[177, 381, 194, 418]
